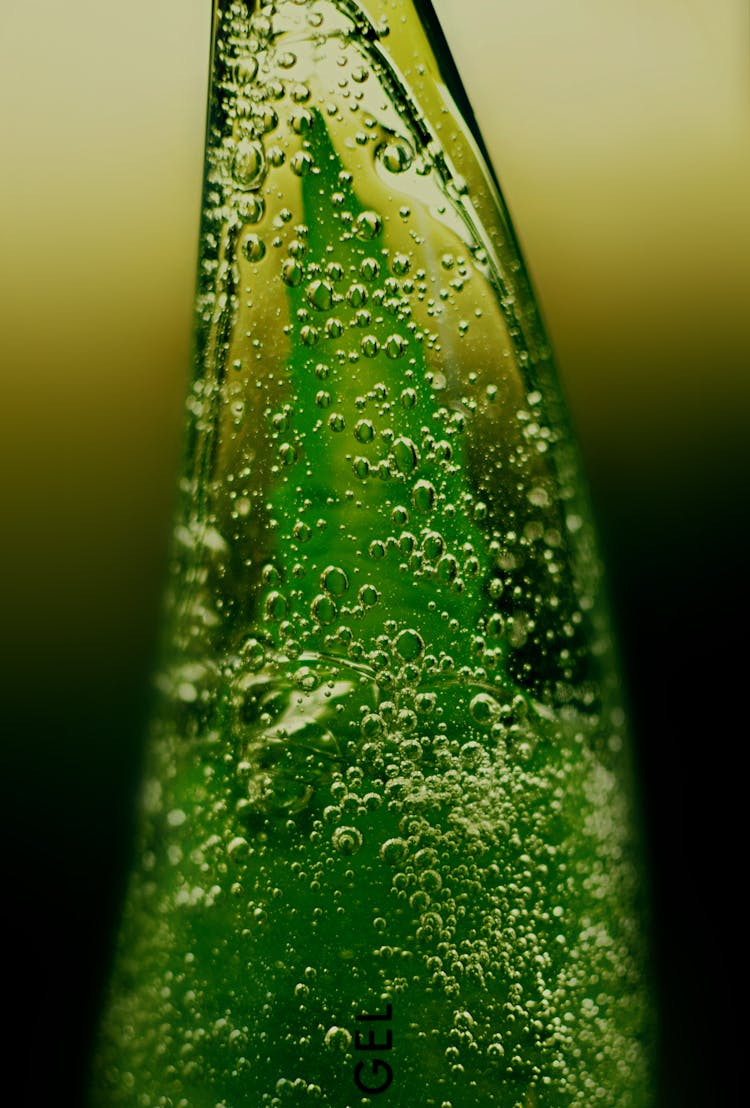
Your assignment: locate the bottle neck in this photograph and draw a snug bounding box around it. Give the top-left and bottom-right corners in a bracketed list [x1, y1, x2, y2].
[168, 0, 607, 716]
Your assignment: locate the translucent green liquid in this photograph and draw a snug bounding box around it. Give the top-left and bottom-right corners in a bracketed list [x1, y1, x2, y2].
[91, 2, 653, 1104]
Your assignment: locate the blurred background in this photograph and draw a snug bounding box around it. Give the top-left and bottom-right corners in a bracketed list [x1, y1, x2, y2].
[0, 0, 746, 1103]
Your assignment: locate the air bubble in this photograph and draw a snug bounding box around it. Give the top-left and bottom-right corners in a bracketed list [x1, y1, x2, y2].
[242, 233, 265, 262]
[306, 280, 334, 311]
[251, 14, 272, 39]
[486, 613, 504, 638]
[393, 437, 419, 475]
[437, 554, 458, 581]
[347, 283, 367, 308]
[289, 107, 314, 134]
[420, 869, 442, 892]
[237, 194, 265, 224]
[360, 713, 382, 738]
[412, 479, 436, 511]
[227, 836, 249, 860]
[290, 82, 311, 103]
[376, 136, 414, 173]
[355, 211, 382, 241]
[265, 591, 287, 620]
[235, 56, 258, 85]
[281, 259, 303, 287]
[354, 419, 374, 443]
[255, 105, 279, 135]
[332, 826, 363, 855]
[460, 740, 483, 765]
[395, 628, 424, 660]
[324, 1026, 352, 1050]
[262, 564, 282, 586]
[293, 666, 319, 691]
[470, 693, 499, 723]
[311, 594, 337, 624]
[422, 531, 444, 559]
[321, 566, 349, 595]
[358, 584, 379, 607]
[385, 334, 407, 359]
[380, 837, 407, 864]
[290, 151, 314, 177]
[240, 638, 266, 672]
[232, 140, 266, 190]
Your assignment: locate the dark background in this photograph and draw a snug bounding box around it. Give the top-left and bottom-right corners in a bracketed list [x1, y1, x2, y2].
[1, 1, 747, 1103]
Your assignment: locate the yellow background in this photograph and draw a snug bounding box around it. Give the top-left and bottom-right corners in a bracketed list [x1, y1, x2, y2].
[0, 0, 747, 688]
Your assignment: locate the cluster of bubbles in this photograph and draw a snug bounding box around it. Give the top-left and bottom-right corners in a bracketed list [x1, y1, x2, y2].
[93, 3, 652, 1106]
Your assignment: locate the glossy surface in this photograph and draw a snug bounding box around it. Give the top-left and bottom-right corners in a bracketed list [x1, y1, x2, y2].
[91, 3, 653, 1104]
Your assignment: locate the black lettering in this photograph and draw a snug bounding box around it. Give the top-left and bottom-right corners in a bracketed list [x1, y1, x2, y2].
[355, 1027, 393, 1051]
[352, 1001, 393, 1093]
[354, 1058, 394, 1094]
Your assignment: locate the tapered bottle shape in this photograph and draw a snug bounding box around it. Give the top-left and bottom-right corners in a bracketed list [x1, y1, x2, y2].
[91, 1, 654, 1104]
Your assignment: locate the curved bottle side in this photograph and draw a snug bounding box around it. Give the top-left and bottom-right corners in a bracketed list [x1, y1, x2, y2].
[91, 3, 654, 1105]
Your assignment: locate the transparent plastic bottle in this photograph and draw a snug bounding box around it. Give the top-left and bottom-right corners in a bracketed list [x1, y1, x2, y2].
[91, 2, 654, 1104]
